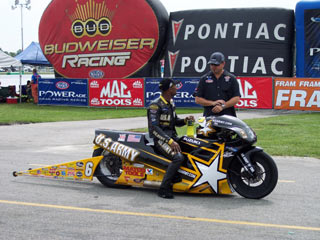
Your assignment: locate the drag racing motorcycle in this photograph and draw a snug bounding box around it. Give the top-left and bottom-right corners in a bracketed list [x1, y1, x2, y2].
[13, 115, 278, 199]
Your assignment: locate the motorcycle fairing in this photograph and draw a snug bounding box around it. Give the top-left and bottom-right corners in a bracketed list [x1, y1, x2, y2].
[182, 142, 233, 194]
[13, 156, 103, 181]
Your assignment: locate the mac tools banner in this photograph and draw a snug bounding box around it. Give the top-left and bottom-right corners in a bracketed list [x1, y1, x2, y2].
[39, 0, 168, 79]
[89, 78, 144, 107]
[164, 8, 294, 77]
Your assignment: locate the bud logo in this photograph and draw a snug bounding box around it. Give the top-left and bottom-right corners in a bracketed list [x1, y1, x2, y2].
[68, 1, 113, 38]
[39, 0, 166, 79]
[72, 18, 112, 38]
[100, 80, 131, 98]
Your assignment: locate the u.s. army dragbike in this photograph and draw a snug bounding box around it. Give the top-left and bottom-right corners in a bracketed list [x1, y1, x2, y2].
[13, 115, 278, 199]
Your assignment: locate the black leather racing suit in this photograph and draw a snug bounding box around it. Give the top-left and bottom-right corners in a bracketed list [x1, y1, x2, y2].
[147, 96, 186, 190]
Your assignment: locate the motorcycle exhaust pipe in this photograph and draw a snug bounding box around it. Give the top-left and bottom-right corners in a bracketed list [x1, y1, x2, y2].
[143, 180, 161, 188]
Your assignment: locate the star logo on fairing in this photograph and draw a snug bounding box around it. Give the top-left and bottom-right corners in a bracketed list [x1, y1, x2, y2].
[192, 154, 227, 194]
[197, 120, 215, 137]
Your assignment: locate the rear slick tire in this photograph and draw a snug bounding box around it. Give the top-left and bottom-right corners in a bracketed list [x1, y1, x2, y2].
[92, 148, 129, 188]
[228, 151, 278, 199]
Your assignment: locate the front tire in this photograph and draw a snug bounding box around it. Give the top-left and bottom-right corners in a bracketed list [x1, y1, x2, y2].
[228, 151, 278, 199]
[93, 148, 129, 188]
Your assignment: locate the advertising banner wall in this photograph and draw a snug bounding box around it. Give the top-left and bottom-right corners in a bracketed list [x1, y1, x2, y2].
[145, 77, 273, 109]
[145, 78, 199, 107]
[38, 79, 88, 106]
[164, 8, 294, 78]
[274, 78, 320, 111]
[295, 1, 320, 77]
[236, 77, 273, 109]
[89, 78, 144, 107]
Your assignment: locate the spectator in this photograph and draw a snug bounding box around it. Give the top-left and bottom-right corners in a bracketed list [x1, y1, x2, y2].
[31, 69, 41, 104]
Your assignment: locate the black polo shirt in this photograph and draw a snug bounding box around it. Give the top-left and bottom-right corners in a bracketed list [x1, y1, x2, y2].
[195, 70, 240, 117]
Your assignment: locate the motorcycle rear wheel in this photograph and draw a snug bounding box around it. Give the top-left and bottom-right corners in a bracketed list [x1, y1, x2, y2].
[93, 148, 129, 188]
[228, 151, 278, 199]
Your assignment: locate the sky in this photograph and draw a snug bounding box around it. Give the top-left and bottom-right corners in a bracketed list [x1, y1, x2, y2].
[0, 0, 302, 53]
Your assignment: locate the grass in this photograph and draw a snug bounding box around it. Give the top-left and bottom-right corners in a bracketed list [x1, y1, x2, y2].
[244, 113, 320, 159]
[0, 103, 319, 158]
[0, 103, 202, 124]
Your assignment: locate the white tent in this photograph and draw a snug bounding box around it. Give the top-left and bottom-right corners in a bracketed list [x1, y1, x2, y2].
[0, 50, 21, 67]
[0, 50, 22, 103]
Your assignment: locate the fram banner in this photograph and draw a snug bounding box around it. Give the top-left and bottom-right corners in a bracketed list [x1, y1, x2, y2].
[145, 78, 198, 107]
[236, 77, 273, 109]
[89, 78, 144, 107]
[274, 78, 320, 111]
[38, 79, 88, 106]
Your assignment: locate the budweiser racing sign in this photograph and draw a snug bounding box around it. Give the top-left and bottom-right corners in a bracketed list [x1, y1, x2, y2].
[39, 0, 168, 78]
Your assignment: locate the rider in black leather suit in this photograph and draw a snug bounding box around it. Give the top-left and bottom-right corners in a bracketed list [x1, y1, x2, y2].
[147, 78, 194, 199]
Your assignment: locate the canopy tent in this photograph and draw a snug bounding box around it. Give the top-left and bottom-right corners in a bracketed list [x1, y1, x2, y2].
[15, 42, 51, 66]
[0, 50, 22, 67]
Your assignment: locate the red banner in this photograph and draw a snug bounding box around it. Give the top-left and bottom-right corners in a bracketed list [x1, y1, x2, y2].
[274, 78, 320, 111]
[89, 78, 144, 107]
[236, 77, 273, 109]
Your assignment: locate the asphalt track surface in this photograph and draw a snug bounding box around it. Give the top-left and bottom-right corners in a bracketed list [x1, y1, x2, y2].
[1, 110, 319, 240]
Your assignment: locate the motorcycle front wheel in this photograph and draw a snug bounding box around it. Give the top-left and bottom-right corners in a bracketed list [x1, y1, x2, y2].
[228, 151, 278, 199]
[93, 148, 129, 188]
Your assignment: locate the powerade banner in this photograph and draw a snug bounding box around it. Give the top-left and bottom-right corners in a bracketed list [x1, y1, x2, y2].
[39, 0, 168, 79]
[164, 8, 294, 77]
[295, 1, 320, 77]
[38, 79, 88, 106]
[145, 77, 272, 108]
[89, 78, 144, 107]
[145, 78, 199, 107]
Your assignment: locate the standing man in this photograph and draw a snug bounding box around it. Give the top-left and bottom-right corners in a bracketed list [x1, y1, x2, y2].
[147, 78, 194, 199]
[31, 68, 41, 104]
[195, 52, 240, 117]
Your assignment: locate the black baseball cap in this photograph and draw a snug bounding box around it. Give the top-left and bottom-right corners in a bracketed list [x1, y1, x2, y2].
[208, 52, 225, 65]
[159, 78, 180, 91]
